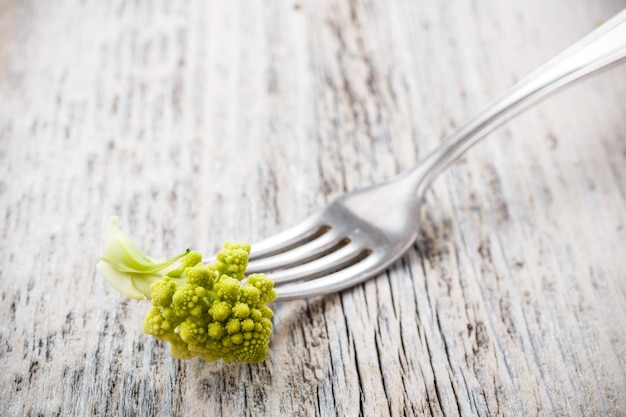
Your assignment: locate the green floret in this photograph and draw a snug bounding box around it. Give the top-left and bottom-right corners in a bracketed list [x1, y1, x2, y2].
[169, 336, 196, 360]
[181, 251, 203, 268]
[211, 241, 251, 281]
[225, 318, 241, 334]
[178, 316, 210, 345]
[215, 276, 241, 303]
[150, 277, 177, 307]
[172, 285, 210, 317]
[241, 318, 255, 332]
[209, 301, 232, 322]
[142, 306, 183, 341]
[258, 305, 274, 319]
[185, 264, 213, 288]
[98, 219, 277, 364]
[240, 285, 261, 305]
[232, 302, 251, 319]
[247, 274, 276, 304]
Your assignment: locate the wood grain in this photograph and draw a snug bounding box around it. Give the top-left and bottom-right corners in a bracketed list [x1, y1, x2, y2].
[1, 0, 625, 416]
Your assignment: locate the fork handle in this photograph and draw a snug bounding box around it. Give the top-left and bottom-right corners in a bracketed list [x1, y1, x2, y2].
[407, 9, 626, 195]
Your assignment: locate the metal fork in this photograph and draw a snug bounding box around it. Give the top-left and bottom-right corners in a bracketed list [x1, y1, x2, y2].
[247, 10, 626, 301]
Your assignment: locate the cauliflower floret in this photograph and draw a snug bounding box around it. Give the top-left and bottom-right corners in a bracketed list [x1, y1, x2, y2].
[99, 219, 277, 364]
[149, 242, 275, 363]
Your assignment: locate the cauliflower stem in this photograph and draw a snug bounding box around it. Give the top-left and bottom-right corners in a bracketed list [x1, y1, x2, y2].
[96, 217, 276, 364]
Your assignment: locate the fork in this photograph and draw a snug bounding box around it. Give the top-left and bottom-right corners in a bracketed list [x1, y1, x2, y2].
[246, 10, 626, 301]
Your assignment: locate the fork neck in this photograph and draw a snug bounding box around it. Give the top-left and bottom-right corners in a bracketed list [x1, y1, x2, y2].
[400, 110, 507, 196]
[399, 123, 484, 197]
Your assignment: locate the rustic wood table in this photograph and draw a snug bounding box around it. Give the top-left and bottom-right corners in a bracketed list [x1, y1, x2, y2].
[1, 1, 625, 416]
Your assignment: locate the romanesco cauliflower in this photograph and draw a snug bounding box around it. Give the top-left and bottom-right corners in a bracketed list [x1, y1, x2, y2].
[96, 217, 276, 364]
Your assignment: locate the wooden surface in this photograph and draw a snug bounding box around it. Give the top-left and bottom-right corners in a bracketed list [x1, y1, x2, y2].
[1, 1, 625, 416]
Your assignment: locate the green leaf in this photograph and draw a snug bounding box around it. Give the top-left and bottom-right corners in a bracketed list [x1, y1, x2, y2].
[97, 217, 187, 299]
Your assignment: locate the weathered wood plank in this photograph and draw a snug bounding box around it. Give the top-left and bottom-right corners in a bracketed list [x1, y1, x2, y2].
[1, 0, 625, 416]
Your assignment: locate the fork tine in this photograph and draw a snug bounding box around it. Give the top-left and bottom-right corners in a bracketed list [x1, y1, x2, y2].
[273, 254, 380, 301]
[266, 243, 371, 285]
[248, 214, 328, 260]
[247, 230, 346, 274]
